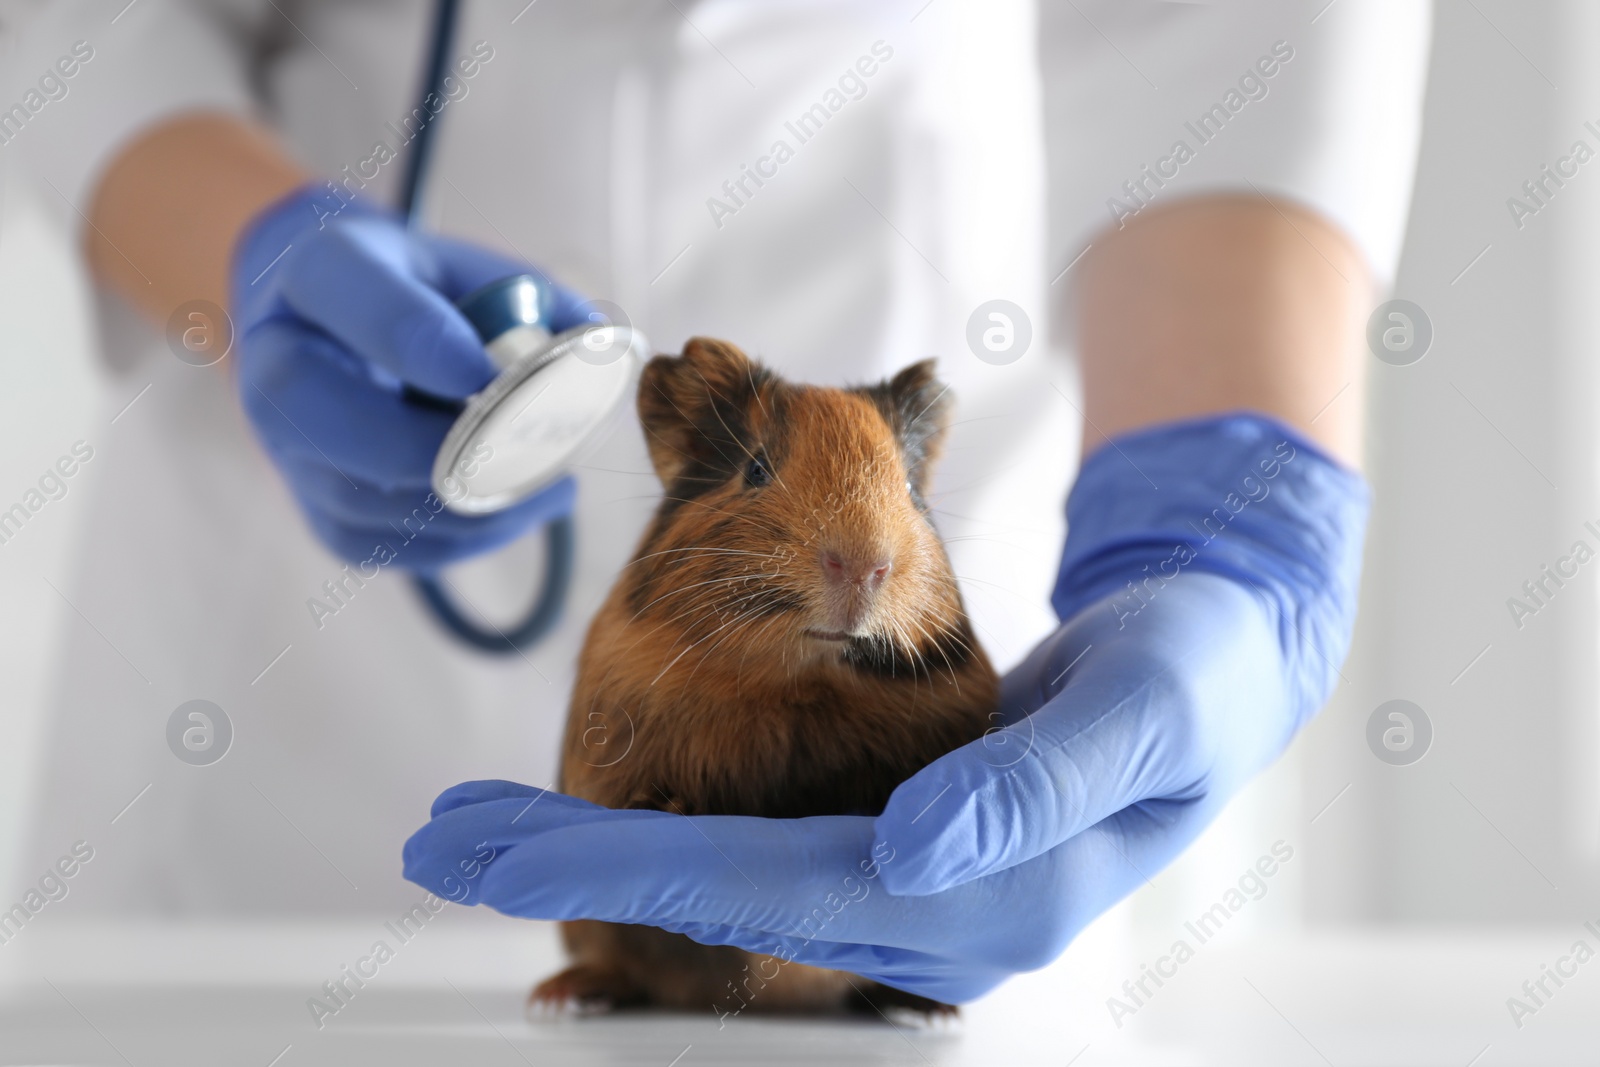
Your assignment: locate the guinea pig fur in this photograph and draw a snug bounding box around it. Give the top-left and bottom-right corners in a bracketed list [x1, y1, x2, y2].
[534, 337, 998, 1019]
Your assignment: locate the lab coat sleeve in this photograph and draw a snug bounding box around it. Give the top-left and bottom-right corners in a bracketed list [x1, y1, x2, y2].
[1039, 0, 1432, 286]
[0, 0, 274, 229]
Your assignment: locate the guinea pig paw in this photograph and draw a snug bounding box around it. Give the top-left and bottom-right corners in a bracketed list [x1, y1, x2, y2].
[527, 965, 630, 1020]
[881, 1003, 963, 1032]
[853, 984, 961, 1031]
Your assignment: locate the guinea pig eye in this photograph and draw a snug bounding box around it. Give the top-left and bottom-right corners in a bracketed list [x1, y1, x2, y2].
[744, 453, 772, 488]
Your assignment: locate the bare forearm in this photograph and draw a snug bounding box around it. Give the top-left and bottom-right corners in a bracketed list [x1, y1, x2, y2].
[85, 112, 308, 321]
[1076, 195, 1371, 468]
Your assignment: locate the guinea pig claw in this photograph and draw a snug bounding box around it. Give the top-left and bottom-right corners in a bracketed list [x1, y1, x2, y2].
[882, 1003, 963, 1032]
[528, 965, 628, 1020]
[526, 991, 612, 1021]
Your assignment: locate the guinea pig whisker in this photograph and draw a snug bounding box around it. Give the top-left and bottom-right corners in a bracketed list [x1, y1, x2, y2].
[654, 589, 765, 634]
[573, 464, 659, 477]
[660, 387, 765, 486]
[702, 587, 805, 629]
[649, 579, 789, 634]
[657, 497, 786, 533]
[607, 579, 794, 675]
[640, 546, 783, 561]
[606, 492, 691, 506]
[894, 618, 937, 684]
[699, 387, 793, 493]
[908, 615, 963, 694]
[929, 631, 976, 665]
[649, 598, 779, 686]
[708, 587, 799, 631]
[939, 535, 1026, 549]
[727, 612, 786, 700]
[624, 546, 786, 572]
[641, 572, 763, 603]
[948, 572, 1042, 614]
[627, 573, 779, 625]
[684, 609, 782, 690]
[882, 624, 910, 682]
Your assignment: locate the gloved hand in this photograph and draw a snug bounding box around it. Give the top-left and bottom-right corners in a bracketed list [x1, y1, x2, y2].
[402, 414, 1368, 1002]
[231, 183, 592, 571]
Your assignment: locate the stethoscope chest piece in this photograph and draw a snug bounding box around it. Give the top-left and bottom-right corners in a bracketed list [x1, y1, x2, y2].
[432, 274, 646, 515]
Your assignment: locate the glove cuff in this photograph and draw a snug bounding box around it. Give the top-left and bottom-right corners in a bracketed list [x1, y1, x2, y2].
[1052, 411, 1370, 726]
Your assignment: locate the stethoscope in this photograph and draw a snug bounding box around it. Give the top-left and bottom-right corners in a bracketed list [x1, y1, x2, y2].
[400, 0, 646, 653]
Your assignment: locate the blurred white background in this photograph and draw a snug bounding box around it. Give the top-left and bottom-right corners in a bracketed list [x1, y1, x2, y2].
[1119, 0, 1600, 943]
[1, 1, 1597, 1063]
[1303, 0, 1600, 925]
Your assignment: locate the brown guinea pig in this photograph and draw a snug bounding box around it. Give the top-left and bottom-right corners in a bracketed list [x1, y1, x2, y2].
[532, 337, 998, 1018]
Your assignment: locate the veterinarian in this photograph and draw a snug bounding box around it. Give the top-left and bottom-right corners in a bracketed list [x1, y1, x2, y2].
[12, 0, 1428, 995]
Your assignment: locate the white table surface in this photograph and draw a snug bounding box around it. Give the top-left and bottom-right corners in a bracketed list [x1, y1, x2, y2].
[1, 915, 1594, 1065]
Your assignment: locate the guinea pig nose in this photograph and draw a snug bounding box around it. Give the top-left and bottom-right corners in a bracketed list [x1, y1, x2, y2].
[822, 550, 893, 591]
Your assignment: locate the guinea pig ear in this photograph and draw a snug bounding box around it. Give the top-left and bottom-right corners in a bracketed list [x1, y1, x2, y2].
[865, 359, 952, 496]
[637, 337, 763, 487]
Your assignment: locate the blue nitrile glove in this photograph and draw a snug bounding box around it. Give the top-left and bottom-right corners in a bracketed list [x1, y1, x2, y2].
[401, 414, 1367, 1002]
[231, 183, 592, 571]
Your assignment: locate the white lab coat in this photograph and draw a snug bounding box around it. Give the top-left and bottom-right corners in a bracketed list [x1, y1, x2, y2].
[3, 0, 1429, 913]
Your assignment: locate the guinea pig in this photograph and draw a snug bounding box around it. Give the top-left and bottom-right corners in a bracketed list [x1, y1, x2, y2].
[533, 337, 998, 1018]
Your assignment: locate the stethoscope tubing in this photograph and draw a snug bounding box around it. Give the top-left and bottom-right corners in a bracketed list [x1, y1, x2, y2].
[402, 0, 577, 655]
